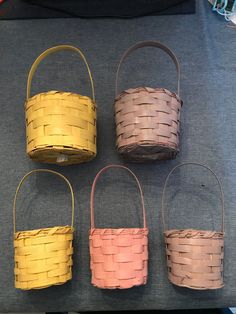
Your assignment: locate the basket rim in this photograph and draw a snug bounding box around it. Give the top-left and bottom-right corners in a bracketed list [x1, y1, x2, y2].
[115, 86, 182, 103]
[25, 90, 96, 105]
[90, 227, 148, 235]
[14, 225, 73, 239]
[164, 228, 224, 238]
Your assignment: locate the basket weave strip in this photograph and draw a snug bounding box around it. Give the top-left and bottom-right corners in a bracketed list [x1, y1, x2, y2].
[90, 165, 148, 289]
[164, 229, 224, 290]
[26, 91, 96, 165]
[14, 226, 73, 290]
[13, 169, 75, 290]
[115, 87, 182, 161]
[90, 228, 148, 289]
[161, 162, 225, 290]
[25, 45, 96, 165]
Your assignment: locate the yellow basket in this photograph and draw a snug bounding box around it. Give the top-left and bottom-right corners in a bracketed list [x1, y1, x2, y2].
[25, 45, 97, 165]
[13, 169, 75, 290]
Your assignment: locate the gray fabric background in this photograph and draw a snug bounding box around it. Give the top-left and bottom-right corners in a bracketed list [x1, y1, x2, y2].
[0, 0, 235, 311]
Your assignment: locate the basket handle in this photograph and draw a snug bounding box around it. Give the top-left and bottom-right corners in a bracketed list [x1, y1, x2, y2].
[161, 162, 224, 233]
[26, 45, 95, 102]
[13, 169, 75, 233]
[115, 41, 180, 97]
[90, 164, 146, 229]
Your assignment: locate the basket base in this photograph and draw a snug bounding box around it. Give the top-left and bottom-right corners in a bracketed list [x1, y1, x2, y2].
[169, 277, 224, 290]
[28, 146, 96, 165]
[118, 142, 178, 162]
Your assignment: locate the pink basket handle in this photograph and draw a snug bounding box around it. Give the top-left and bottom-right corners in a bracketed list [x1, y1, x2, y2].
[161, 162, 225, 233]
[90, 164, 147, 229]
[115, 41, 181, 97]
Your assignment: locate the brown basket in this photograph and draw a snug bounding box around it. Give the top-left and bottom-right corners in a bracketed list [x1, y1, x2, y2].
[161, 162, 224, 290]
[114, 41, 183, 162]
[89, 165, 148, 289]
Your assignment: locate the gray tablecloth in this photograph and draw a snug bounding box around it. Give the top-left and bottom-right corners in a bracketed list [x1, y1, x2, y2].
[0, 0, 235, 311]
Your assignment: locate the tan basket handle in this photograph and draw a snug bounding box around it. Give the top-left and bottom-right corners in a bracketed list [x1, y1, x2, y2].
[90, 164, 146, 229]
[26, 45, 95, 102]
[161, 162, 224, 233]
[13, 169, 75, 233]
[115, 41, 180, 97]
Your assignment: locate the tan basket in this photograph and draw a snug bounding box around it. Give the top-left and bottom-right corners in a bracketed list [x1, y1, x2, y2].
[13, 169, 75, 290]
[89, 165, 148, 289]
[114, 41, 183, 162]
[161, 162, 224, 290]
[25, 45, 97, 165]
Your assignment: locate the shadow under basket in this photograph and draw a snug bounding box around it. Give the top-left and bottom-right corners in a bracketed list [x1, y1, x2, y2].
[25, 45, 97, 166]
[114, 41, 183, 162]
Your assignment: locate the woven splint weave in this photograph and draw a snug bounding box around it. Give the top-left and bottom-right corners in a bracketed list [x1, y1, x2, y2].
[25, 45, 97, 165]
[114, 41, 183, 162]
[162, 162, 224, 290]
[89, 165, 148, 289]
[13, 169, 75, 290]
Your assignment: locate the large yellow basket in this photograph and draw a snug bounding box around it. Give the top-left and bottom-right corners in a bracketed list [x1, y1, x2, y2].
[13, 169, 75, 290]
[25, 45, 97, 165]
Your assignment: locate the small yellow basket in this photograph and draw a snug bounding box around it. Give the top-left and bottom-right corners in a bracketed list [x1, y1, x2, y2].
[13, 169, 75, 290]
[25, 45, 97, 165]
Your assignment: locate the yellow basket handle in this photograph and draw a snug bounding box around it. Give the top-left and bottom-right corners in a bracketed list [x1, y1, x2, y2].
[13, 169, 75, 233]
[161, 162, 225, 233]
[26, 45, 95, 102]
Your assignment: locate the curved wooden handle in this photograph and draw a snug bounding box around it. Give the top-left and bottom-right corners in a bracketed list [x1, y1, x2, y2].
[90, 164, 146, 229]
[13, 169, 75, 233]
[161, 162, 224, 233]
[26, 45, 95, 102]
[115, 41, 180, 97]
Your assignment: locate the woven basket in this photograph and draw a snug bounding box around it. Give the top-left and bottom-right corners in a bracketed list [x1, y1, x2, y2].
[25, 45, 97, 165]
[13, 169, 74, 290]
[89, 165, 148, 289]
[161, 162, 224, 290]
[114, 41, 183, 162]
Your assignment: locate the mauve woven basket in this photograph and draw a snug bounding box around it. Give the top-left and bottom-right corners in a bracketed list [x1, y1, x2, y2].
[114, 41, 183, 162]
[89, 165, 148, 289]
[25, 45, 97, 166]
[13, 169, 74, 290]
[161, 162, 224, 290]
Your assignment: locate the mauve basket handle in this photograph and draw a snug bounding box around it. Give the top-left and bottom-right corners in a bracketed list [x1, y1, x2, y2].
[26, 45, 95, 102]
[161, 162, 224, 233]
[115, 41, 181, 97]
[90, 164, 147, 229]
[13, 169, 75, 233]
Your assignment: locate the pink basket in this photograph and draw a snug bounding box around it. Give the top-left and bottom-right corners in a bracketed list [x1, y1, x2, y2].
[89, 165, 148, 289]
